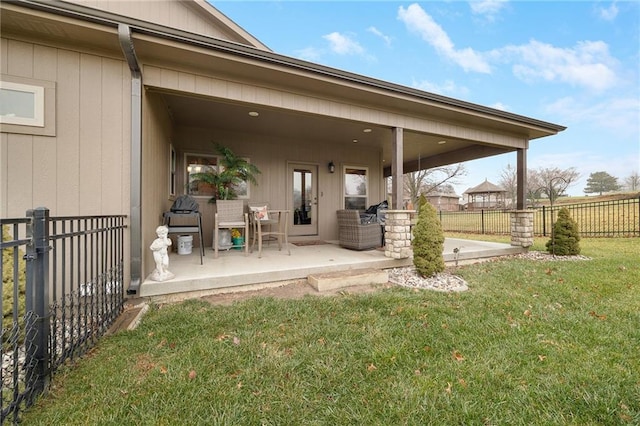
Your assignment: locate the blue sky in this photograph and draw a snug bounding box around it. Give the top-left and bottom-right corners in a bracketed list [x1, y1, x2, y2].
[213, 1, 640, 196]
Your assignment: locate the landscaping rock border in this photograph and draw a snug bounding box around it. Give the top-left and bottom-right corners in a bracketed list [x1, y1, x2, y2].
[388, 251, 591, 293]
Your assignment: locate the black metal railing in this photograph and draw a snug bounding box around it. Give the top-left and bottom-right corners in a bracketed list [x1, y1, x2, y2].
[1, 208, 126, 424]
[439, 209, 511, 235]
[535, 197, 640, 237]
[439, 196, 640, 237]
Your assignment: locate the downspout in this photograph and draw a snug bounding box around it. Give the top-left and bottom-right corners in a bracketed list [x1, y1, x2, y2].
[118, 24, 143, 294]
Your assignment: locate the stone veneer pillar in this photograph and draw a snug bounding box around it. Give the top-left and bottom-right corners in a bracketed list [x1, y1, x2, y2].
[510, 210, 534, 248]
[384, 210, 415, 259]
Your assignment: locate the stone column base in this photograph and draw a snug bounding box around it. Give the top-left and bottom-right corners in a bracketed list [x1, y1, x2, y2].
[510, 210, 534, 248]
[384, 210, 415, 259]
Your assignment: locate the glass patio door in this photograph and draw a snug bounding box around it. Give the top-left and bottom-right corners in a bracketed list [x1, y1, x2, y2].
[288, 163, 318, 236]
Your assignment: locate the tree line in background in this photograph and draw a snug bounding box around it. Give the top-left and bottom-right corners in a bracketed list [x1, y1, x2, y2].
[499, 166, 640, 207]
[398, 162, 639, 209]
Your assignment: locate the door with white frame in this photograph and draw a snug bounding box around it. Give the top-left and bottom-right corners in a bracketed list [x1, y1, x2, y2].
[288, 163, 318, 236]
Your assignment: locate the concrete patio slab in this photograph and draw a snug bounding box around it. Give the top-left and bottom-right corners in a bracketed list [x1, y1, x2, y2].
[138, 237, 524, 300]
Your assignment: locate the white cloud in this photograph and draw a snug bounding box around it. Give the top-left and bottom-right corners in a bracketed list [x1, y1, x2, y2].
[489, 102, 509, 111]
[323, 32, 365, 56]
[530, 150, 638, 195]
[398, 3, 491, 73]
[411, 79, 470, 97]
[597, 2, 619, 21]
[367, 26, 392, 47]
[496, 40, 619, 92]
[469, 0, 508, 21]
[396, 3, 620, 92]
[295, 46, 322, 62]
[546, 95, 640, 138]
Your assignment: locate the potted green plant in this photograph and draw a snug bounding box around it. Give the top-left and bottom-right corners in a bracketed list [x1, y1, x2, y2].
[190, 143, 261, 202]
[190, 144, 260, 250]
[231, 228, 244, 250]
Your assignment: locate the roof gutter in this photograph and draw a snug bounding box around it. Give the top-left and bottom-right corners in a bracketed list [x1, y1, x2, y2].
[11, 0, 565, 134]
[118, 23, 142, 295]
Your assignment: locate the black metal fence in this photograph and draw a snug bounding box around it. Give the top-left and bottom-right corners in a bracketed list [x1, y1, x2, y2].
[439, 196, 640, 237]
[1, 208, 126, 424]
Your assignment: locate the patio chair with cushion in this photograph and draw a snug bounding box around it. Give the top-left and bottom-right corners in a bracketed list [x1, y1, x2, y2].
[214, 200, 249, 258]
[336, 209, 383, 250]
[248, 202, 278, 244]
[249, 202, 291, 258]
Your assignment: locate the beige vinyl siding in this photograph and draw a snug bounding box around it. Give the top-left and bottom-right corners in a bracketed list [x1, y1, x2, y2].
[55, 49, 82, 215]
[2, 39, 37, 217]
[65, 0, 254, 46]
[99, 58, 127, 214]
[142, 92, 174, 278]
[1, 38, 130, 218]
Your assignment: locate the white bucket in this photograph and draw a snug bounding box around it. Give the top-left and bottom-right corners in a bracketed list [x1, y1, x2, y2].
[177, 235, 193, 255]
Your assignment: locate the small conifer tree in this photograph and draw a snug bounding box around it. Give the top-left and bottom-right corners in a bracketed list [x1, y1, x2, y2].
[546, 207, 581, 255]
[413, 194, 445, 277]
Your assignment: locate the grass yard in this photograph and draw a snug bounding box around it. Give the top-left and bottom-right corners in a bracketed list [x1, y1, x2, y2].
[23, 238, 640, 425]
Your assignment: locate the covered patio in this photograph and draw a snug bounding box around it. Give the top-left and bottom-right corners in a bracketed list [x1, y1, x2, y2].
[139, 238, 524, 299]
[0, 0, 564, 297]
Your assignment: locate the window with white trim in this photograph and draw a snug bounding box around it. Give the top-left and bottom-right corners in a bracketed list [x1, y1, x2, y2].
[344, 166, 368, 210]
[0, 81, 45, 127]
[185, 154, 218, 198]
[184, 154, 253, 199]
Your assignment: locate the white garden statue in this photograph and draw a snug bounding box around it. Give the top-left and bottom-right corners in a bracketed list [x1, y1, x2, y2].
[149, 225, 175, 282]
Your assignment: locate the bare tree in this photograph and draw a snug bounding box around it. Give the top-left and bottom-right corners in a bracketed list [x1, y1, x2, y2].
[527, 166, 580, 206]
[526, 169, 544, 206]
[404, 164, 467, 205]
[624, 171, 640, 192]
[498, 164, 517, 207]
[438, 183, 457, 195]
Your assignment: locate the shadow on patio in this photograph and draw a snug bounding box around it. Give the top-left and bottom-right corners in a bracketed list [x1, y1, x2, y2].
[139, 238, 524, 299]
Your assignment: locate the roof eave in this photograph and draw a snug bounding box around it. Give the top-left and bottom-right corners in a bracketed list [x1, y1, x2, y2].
[10, 0, 566, 136]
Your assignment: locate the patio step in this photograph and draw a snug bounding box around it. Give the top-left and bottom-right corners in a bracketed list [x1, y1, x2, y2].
[308, 268, 389, 292]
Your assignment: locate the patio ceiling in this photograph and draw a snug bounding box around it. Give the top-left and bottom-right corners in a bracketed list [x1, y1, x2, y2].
[160, 91, 507, 174]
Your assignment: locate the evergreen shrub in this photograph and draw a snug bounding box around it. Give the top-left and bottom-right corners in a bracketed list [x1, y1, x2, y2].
[546, 207, 581, 255]
[413, 195, 445, 277]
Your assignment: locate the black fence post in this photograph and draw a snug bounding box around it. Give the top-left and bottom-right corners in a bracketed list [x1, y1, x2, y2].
[542, 205, 546, 237]
[25, 207, 51, 402]
[481, 209, 485, 234]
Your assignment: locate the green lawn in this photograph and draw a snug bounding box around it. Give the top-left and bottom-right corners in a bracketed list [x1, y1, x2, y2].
[23, 238, 640, 425]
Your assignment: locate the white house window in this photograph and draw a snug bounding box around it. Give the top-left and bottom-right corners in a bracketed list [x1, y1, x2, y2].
[344, 166, 368, 210]
[186, 154, 218, 198]
[0, 81, 45, 127]
[184, 152, 252, 199]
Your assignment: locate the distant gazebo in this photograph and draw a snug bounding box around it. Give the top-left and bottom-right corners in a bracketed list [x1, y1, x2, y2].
[464, 179, 507, 210]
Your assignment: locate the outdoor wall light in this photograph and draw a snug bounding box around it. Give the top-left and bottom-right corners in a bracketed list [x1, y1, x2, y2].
[328, 161, 335, 173]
